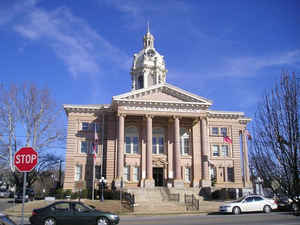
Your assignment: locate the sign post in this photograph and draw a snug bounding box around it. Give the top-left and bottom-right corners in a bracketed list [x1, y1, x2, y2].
[14, 147, 38, 225]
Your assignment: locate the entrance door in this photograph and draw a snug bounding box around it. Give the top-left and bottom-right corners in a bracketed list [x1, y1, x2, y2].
[153, 167, 164, 186]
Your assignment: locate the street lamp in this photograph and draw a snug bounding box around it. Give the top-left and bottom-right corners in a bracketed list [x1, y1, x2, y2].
[99, 177, 107, 202]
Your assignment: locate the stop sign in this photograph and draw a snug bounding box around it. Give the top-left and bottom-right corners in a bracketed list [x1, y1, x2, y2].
[14, 147, 38, 172]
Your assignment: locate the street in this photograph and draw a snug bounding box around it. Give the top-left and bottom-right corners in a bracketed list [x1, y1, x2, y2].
[119, 212, 299, 225]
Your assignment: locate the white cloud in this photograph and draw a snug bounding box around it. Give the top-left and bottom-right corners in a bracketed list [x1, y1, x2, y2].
[2, 0, 130, 79]
[224, 50, 300, 77]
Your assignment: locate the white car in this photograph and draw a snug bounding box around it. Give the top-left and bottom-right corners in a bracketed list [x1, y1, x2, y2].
[219, 195, 278, 214]
[0, 190, 10, 198]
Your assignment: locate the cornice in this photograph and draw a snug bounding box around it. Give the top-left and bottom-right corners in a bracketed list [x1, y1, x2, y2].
[63, 104, 111, 115]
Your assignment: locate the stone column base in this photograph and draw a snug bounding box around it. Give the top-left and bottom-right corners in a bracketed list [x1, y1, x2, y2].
[144, 179, 155, 188]
[113, 178, 125, 189]
[192, 179, 200, 187]
[173, 179, 184, 188]
[200, 179, 211, 187]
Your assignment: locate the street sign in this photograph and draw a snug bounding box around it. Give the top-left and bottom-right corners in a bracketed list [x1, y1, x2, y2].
[14, 147, 38, 172]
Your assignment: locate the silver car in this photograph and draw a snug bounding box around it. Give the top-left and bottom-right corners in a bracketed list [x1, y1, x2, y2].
[219, 195, 278, 214]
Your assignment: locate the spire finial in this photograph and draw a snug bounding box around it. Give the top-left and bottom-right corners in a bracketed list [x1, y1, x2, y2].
[147, 21, 150, 33]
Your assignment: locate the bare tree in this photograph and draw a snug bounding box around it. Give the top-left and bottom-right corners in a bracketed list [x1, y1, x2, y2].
[250, 71, 300, 198]
[0, 83, 65, 188]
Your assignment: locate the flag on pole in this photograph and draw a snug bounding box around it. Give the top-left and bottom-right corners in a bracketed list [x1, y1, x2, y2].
[92, 123, 98, 159]
[244, 129, 252, 140]
[223, 135, 232, 144]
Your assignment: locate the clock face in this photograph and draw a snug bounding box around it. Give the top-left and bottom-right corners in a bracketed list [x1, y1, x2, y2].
[146, 49, 155, 57]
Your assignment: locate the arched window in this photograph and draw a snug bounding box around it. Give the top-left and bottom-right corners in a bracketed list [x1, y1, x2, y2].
[125, 126, 139, 154]
[138, 75, 144, 89]
[180, 128, 190, 155]
[152, 127, 165, 154]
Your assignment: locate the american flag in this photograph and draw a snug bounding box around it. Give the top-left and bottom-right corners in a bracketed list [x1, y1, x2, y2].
[92, 123, 98, 159]
[244, 129, 252, 140]
[223, 135, 232, 144]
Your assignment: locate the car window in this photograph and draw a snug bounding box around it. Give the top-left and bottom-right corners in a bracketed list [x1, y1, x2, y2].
[74, 203, 91, 212]
[254, 196, 263, 201]
[52, 203, 70, 212]
[245, 197, 254, 203]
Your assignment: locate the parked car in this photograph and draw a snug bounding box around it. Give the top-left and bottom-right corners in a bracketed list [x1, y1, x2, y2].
[0, 190, 10, 198]
[14, 188, 35, 203]
[29, 201, 120, 225]
[0, 213, 17, 225]
[219, 195, 278, 214]
[275, 195, 293, 211]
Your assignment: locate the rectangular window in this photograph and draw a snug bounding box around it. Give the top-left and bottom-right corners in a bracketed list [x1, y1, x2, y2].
[184, 138, 189, 155]
[92, 122, 101, 132]
[123, 166, 130, 181]
[158, 137, 164, 154]
[221, 145, 229, 157]
[185, 167, 191, 182]
[133, 137, 139, 154]
[212, 127, 219, 135]
[81, 141, 89, 153]
[221, 128, 228, 137]
[82, 122, 89, 131]
[227, 167, 234, 182]
[133, 167, 139, 182]
[152, 137, 157, 154]
[212, 145, 220, 156]
[125, 137, 131, 154]
[75, 165, 82, 181]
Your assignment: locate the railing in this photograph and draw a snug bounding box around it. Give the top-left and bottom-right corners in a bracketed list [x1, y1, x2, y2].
[168, 193, 180, 202]
[122, 191, 135, 212]
[184, 194, 199, 211]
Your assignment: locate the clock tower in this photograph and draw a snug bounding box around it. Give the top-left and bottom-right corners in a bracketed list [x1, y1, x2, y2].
[130, 25, 167, 90]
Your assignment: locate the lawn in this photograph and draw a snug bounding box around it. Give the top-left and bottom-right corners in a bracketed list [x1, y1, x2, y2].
[4, 199, 132, 216]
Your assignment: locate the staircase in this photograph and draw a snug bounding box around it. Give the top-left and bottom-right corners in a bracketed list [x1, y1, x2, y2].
[125, 187, 186, 214]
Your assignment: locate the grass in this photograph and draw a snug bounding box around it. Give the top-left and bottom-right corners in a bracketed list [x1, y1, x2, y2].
[4, 199, 132, 216]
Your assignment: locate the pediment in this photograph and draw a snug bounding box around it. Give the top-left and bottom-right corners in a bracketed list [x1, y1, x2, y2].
[113, 83, 212, 106]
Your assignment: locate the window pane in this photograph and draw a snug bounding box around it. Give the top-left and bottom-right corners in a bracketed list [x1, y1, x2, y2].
[82, 122, 89, 131]
[185, 168, 191, 182]
[152, 137, 157, 154]
[159, 137, 164, 154]
[125, 137, 131, 153]
[222, 145, 229, 157]
[123, 166, 129, 181]
[133, 167, 139, 181]
[81, 141, 88, 153]
[228, 167, 234, 182]
[212, 127, 218, 135]
[184, 138, 189, 155]
[221, 128, 227, 136]
[75, 165, 82, 181]
[133, 137, 139, 154]
[212, 145, 219, 156]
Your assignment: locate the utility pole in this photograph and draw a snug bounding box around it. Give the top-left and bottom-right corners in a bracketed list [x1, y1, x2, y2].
[58, 160, 62, 189]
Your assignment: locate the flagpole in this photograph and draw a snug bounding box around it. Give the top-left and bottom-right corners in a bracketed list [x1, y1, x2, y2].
[92, 123, 96, 201]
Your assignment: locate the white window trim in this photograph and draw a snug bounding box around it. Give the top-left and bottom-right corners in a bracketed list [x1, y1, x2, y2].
[180, 131, 190, 155]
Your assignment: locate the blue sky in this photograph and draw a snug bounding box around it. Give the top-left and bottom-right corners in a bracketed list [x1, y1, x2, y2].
[1, 0, 299, 124]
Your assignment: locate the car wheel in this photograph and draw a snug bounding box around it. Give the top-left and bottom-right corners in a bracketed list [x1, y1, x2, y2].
[263, 205, 271, 213]
[232, 206, 241, 215]
[44, 217, 56, 225]
[97, 217, 109, 225]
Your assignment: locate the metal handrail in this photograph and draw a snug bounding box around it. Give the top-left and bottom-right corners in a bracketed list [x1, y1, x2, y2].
[184, 194, 199, 211]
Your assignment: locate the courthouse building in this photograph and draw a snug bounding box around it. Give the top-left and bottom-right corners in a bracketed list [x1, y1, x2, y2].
[63, 28, 251, 191]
